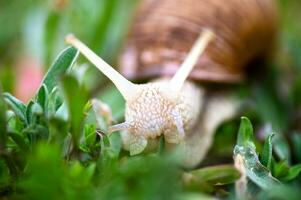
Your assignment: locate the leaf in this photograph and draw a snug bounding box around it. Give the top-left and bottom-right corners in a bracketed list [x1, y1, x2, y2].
[0, 86, 7, 150]
[237, 117, 255, 148]
[41, 46, 79, 92]
[3, 93, 27, 124]
[273, 160, 290, 179]
[47, 87, 63, 117]
[84, 124, 96, 147]
[26, 101, 43, 125]
[102, 134, 111, 148]
[234, 117, 280, 190]
[60, 75, 89, 147]
[185, 165, 241, 186]
[36, 84, 48, 111]
[282, 164, 301, 181]
[109, 133, 121, 158]
[8, 131, 29, 152]
[234, 145, 280, 190]
[48, 117, 69, 142]
[25, 101, 34, 125]
[261, 133, 275, 169]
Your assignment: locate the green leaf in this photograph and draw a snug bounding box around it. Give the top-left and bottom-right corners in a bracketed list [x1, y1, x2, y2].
[0, 86, 7, 150]
[234, 117, 280, 190]
[237, 117, 254, 148]
[186, 165, 241, 186]
[273, 160, 290, 179]
[36, 84, 48, 111]
[261, 133, 275, 169]
[282, 164, 301, 181]
[108, 132, 122, 158]
[84, 124, 96, 147]
[8, 131, 29, 152]
[26, 101, 43, 125]
[26, 101, 34, 125]
[60, 75, 89, 147]
[41, 46, 78, 92]
[3, 92, 27, 124]
[48, 117, 69, 143]
[234, 145, 280, 189]
[47, 87, 63, 117]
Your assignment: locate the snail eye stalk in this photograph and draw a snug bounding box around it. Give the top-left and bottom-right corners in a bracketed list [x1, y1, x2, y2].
[65, 34, 138, 100]
[169, 29, 214, 92]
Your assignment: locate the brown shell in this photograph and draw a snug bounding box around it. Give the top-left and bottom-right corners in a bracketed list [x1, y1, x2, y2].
[119, 0, 277, 83]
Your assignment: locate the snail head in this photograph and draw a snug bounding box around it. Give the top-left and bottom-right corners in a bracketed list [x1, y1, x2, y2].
[65, 29, 214, 155]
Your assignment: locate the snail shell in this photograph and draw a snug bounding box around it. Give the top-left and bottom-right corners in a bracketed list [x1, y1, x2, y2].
[120, 0, 277, 83]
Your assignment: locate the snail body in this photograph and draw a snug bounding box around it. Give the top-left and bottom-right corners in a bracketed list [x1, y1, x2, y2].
[66, 0, 277, 167]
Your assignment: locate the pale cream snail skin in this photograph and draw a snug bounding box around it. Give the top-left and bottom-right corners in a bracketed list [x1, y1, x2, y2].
[65, 30, 239, 167]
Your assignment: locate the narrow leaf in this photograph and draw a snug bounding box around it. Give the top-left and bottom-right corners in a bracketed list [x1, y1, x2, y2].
[187, 165, 241, 186]
[234, 145, 280, 189]
[47, 87, 62, 117]
[41, 46, 79, 92]
[3, 92, 27, 124]
[261, 133, 275, 169]
[26, 101, 34, 125]
[36, 84, 48, 111]
[237, 117, 254, 148]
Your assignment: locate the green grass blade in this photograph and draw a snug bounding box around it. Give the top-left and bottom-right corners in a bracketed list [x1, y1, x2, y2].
[237, 117, 254, 148]
[261, 133, 275, 169]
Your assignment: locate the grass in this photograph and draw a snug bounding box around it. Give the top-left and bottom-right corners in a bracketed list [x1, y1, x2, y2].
[0, 0, 301, 199]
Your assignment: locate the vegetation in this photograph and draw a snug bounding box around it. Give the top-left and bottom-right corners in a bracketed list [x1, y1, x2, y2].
[0, 0, 301, 199]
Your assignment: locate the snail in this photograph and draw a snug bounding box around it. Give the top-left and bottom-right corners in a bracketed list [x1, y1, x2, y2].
[66, 0, 277, 167]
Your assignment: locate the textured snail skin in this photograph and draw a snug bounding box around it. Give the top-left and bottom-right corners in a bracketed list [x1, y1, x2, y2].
[120, 78, 240, 167]
[121, 79, 203, 155]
